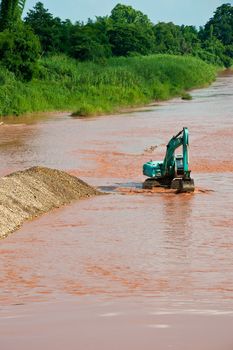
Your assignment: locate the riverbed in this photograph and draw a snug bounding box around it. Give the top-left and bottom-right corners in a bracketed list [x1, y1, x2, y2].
[0, 71, 233, 349]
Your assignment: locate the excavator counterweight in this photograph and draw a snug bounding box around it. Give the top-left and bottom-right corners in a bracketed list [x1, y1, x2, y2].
[142, 127, 195, 193]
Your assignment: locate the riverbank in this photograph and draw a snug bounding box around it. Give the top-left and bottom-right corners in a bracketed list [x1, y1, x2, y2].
[0, 167, 100, 239]
[0, 54, 217, 117]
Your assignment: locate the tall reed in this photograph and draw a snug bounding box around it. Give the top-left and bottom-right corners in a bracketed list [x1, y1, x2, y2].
[0, 54, 217, 117]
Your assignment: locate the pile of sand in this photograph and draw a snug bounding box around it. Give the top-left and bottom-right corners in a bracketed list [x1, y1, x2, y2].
[0, 166, 100, 239]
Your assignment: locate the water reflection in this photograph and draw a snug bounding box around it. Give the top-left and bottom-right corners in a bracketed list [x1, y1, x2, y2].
[163, 194, 193, 237]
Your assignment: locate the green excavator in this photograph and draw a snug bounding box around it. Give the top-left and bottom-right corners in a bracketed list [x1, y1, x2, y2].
[143, 127, 195, 193]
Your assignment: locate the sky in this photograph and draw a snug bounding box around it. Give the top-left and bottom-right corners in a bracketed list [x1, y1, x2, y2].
[24, 0, 233, 27]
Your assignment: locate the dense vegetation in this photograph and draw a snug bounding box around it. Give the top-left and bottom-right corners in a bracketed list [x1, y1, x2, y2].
[0, 55, 216, 116]
[0, 0, 40, 80]
[0, 1, 231, 116]
[23, 2, 233, 67]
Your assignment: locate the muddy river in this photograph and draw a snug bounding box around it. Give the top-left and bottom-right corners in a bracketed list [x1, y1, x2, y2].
[0, 71, 233, 349]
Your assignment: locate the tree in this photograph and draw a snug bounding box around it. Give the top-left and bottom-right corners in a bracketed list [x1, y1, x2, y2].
[200, 36, 231, 67]
[203, 3, 233, 45]
[153, 23, 200, 55]
[0, 0, 26, 31]
[0, 0, 40, 81]
[110, 3, 153, 28]
[70, 21, 112, 61]
[197, 4, 233, 67]
[108, 4, 155, 56]
[0, 22, 41, 80]
[109, 23, 154, 56]
[58, 19, 73, 54]
[180, 25, 200, 54]
[153, 22, 183, 54]
[24, 2, 66, 54]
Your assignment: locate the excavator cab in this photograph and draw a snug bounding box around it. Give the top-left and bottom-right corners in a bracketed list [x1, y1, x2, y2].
[175, 154, 184, 176]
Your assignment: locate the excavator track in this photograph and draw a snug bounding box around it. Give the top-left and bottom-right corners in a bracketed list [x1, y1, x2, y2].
[143, 177, 171, 190]
[143, 179, 164, 189]
[143, 177, 195, 192]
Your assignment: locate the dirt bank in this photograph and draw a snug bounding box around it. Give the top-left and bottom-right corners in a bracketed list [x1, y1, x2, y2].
[0, 166, 100, 239]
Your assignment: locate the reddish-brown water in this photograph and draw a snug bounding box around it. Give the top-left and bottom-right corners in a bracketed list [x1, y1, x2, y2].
[0, 71, 233, 349]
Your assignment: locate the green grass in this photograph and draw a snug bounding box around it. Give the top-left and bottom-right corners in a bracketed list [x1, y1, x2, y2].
[0, 54, 217, 117]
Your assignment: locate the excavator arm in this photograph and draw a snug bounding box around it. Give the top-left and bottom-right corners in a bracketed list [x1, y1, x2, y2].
[161, 127, 189, 177]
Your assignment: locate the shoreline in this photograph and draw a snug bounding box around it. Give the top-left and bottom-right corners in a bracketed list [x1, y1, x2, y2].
[0, 81, 216, 123]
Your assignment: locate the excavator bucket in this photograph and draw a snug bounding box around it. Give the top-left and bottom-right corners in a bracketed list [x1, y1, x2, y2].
[180, 178, 195, 193]
[171, 178, 195, 193]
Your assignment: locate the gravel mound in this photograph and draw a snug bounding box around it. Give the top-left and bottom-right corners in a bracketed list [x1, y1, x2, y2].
[0, 166, 100, 239]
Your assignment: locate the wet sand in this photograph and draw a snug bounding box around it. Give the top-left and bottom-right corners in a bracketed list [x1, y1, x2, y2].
[0, 71, 233, 349]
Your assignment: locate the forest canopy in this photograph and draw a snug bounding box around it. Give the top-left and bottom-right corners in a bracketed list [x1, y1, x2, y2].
[0, 1, 232, 80]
